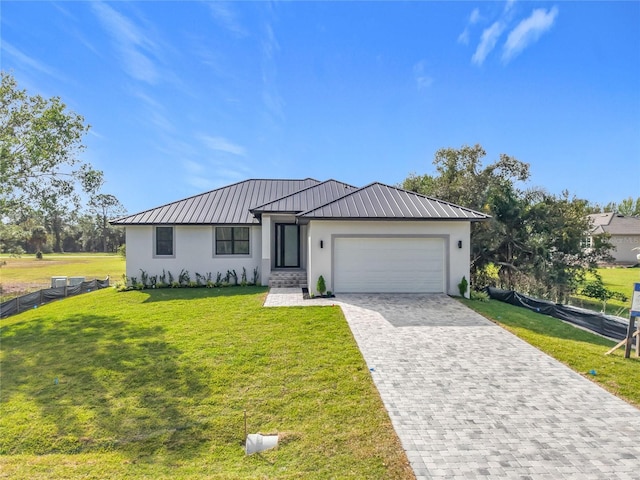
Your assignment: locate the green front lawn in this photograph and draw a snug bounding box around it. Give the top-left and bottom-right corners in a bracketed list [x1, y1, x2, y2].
[1, 253, 125, 299]
[0, 287, 413, 479]
[570, 267, 640, 317]
[462, 298, 640, 409]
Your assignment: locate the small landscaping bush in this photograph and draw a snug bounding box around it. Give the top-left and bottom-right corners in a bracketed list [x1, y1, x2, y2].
[458, 276, 468, 297]
[470, 289, 489, 302]
[116, 268, 261, 292]
[317, 275, 326, 296]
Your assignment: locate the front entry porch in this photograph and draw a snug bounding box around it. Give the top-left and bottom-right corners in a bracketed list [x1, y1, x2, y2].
[260, 215, 308, 288]
[268, 269, 307, 288]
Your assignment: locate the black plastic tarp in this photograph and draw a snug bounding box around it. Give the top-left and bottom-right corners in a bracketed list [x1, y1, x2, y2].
[1, 278, 109, 319]
[485, 287, 629, 341]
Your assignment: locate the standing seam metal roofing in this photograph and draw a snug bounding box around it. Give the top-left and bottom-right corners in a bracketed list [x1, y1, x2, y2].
[250, 179, 357, 214]
[110, 179, 320, 225]
[297, 182, 490, 220]
[111, 178, 489, 225]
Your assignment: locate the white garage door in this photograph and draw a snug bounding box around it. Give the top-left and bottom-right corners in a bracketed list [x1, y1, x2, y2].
[333, 237, 445, 293]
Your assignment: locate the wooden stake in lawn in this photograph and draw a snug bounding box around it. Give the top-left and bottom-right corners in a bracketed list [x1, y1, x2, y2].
[605, 282, 640, 358]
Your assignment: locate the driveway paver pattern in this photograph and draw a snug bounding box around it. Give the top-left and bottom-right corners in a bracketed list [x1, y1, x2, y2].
[265, 289, 640, 479]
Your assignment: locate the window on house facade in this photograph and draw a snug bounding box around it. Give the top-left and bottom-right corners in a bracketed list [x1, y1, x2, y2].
[215, 227, 250, 255]
[155, 226, 174, 256]
[581, 236, 593, 249]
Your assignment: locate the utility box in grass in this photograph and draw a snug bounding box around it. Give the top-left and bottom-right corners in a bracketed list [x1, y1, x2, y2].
[51, 276, 67, 288]
[68, 277, 85, 287]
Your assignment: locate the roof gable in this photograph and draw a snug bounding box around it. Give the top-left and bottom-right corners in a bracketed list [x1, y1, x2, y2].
[250, 179, 356, 214]
[298, 182, 490, 221]
[589, 213, 640, 235]
[111, 178, 320, 225]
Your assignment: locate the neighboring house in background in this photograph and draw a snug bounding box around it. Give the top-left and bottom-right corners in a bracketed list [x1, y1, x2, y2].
[111, 178, 489, 296]
[587, 212, 640, 264]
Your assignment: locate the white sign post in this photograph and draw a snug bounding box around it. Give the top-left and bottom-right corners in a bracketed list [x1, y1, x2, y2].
[625, 283, 640, 358]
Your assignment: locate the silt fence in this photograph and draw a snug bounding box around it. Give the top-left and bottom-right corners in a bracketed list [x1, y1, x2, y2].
[1, 278, 110, 319]
[485, 286, 630, 341]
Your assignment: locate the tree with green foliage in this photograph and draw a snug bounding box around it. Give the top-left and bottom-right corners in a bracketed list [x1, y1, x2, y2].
[580, 275, 628, 312]
[401, 144, 614, 302]
[604, 197, 640, 216]
[29, 225, 47, 254]
[89, 193, 127, 252]
[0, 222, 27, 255]
[524, 190, 613, 302]
[588, 197, 640, 216]
[402, 144, 530, 211]
[0, 71, 103, 218]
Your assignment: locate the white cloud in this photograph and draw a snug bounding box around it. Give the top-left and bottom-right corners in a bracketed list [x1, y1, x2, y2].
[198, 134, 246, 156]
[208, 1, 247, 37]
[458, 8, 482, 45]
[262, 23, 279, 61]
[260, 21, 285, 126]
[472, 21, 505, 66]
[502, 6, 559, 62]
[184, 159, 205, 175]
[458, 29, 470, 45]
[470, 8, 482, 24]
[2, 41, 57, 77]
[504, 0, 517, 14]
[413, 60, 434, 90]
[91, 2, 159, 84]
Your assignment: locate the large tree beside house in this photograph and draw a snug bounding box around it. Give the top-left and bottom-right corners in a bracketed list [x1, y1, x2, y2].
[0, 71, 126, 254]
[401, 144, 614, 302]
[0, 72, 103, 220]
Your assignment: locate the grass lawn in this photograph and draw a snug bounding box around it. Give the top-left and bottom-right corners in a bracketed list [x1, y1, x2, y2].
[0, 253, 125, 299]
[0, 287, 413, 479]
[569, 267, 640, 317]
[461, 297, 640, 409]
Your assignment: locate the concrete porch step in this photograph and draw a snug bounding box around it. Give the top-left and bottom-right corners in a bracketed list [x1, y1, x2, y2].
[269, 270, 307, 288]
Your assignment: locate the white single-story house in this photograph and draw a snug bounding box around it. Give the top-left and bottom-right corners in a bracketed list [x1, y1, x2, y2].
[111, 179, 489, 296]
[587, 212, 640, 264]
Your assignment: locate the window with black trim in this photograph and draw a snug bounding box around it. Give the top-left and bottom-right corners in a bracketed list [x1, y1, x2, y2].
[216, 226, 250, 255]
[155, 226, 174, 256]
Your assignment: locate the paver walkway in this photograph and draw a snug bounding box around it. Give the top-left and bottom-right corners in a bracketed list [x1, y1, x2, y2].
[265, 288, 640, 479]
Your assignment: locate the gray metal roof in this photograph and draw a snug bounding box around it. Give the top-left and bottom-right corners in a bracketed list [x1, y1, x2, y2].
[111, 178, 489, 226]
[298, 182, 490, 221]
[251, 179, 356, 214]
[588, 213, 640, 235]
[111, 178, 320, 225]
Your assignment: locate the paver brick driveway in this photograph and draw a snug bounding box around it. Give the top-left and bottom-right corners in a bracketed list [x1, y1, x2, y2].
[266, 290, 640, 479]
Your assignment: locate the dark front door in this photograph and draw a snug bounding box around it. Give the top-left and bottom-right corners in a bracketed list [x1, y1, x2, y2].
[275, 224, 300, 268]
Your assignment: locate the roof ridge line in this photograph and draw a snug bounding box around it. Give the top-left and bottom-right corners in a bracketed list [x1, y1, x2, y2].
[297, 181, 378, 216]
[298, 181, 490, 219]
[250, 179, 356, 212]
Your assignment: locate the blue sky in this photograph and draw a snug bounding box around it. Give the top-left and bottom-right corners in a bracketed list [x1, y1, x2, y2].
[2, 1, 639, 214]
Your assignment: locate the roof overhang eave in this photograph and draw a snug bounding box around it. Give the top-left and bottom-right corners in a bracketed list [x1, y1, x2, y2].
[298, 215, 491, 221]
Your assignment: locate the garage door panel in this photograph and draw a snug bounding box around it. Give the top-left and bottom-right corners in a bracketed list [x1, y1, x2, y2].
[334, 237, 445, 293]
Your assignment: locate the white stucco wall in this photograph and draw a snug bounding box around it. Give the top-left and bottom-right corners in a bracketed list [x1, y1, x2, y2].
[306, 220, 471, 296]
[124, 225, 263, 284]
